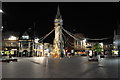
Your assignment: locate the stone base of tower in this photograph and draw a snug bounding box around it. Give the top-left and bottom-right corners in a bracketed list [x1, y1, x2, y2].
[52, 50, 64, 58]
[52, 48, 60, 58]
[52, 52, 59, 58]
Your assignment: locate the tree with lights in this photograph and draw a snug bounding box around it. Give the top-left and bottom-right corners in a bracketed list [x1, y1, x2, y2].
[93, 42, 102, 53]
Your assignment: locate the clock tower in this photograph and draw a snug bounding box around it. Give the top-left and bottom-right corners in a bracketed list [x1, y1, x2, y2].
[53, 5, 64, 57]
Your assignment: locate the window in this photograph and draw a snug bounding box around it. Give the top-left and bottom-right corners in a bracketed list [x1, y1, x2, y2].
[22, 41, 28, 48]
[22, 36, 29, 39]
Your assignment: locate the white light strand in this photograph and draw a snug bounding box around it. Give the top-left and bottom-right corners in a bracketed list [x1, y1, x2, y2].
[62, 32, 74, 48]
[62, 27, 78, 40]
[40, 28, 55, 41]
[86, 37, 111, 40]
[62, 26, 111, 41]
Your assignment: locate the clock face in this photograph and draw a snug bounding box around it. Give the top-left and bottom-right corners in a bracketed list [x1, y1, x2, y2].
[55, 19, 62, 23]
[55, 19, 58, 22]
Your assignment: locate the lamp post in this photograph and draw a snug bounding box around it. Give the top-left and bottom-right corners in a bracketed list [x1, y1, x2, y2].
[0, 26, 3, 56]
[38, 40, 44, 57]
[118, 40, 120, 57]
[0, 9, 3, 13]
[42, 41, 44, 57]
[0, 8, 3, 80]
[0, 9, 3, 56]
[34, 38, 39, 56]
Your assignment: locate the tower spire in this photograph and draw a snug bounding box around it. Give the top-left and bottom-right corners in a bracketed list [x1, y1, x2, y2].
[55, 4, 62, 19]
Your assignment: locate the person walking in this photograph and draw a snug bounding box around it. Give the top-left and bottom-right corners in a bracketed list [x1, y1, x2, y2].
[9, 53, 12, 58]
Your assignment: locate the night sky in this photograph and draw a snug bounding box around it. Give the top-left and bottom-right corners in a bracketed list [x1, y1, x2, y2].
[2, 2, 119, 43]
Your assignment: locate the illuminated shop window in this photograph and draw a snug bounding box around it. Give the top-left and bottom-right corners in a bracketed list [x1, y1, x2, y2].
[8, 36, 17, 40]
[22, 32, 29, 39]
[22, 35, 29, 39]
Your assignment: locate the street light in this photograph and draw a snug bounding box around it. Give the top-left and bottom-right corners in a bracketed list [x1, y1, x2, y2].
[0, 9, 3, 80]
[0, 26, 3, 31]
[8, 36, 17, 40]
[34, 38, 39, 43]
[0, 9, 3, 31]
[0, 9, 3, 13]
[83, 39, 86, 42]
[1, 26, 3, 29]
[34, 38, 40, 56]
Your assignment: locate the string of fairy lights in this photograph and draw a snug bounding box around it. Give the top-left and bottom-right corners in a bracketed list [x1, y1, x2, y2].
[38, 26, 111, 43]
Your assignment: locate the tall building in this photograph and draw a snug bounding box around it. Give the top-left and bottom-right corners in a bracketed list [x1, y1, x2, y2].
[113, 21, 120, 49]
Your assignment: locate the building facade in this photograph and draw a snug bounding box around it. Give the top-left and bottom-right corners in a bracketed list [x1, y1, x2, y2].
[2, 31, 19, 56]
[74, 33, 86, 50]
[2, 31, 53, 57]
[18, 32, 34, 57]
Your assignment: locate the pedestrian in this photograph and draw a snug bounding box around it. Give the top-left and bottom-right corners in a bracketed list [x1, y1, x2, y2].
[94, 51, 97, 57]
[60, 53, 64, 58]
[9, 53, 12, 58]
[65, 52, 67, 57]
[68, 52, 71, 58]
[100, 51, 104, 58]
[88, 50, 93, 58]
